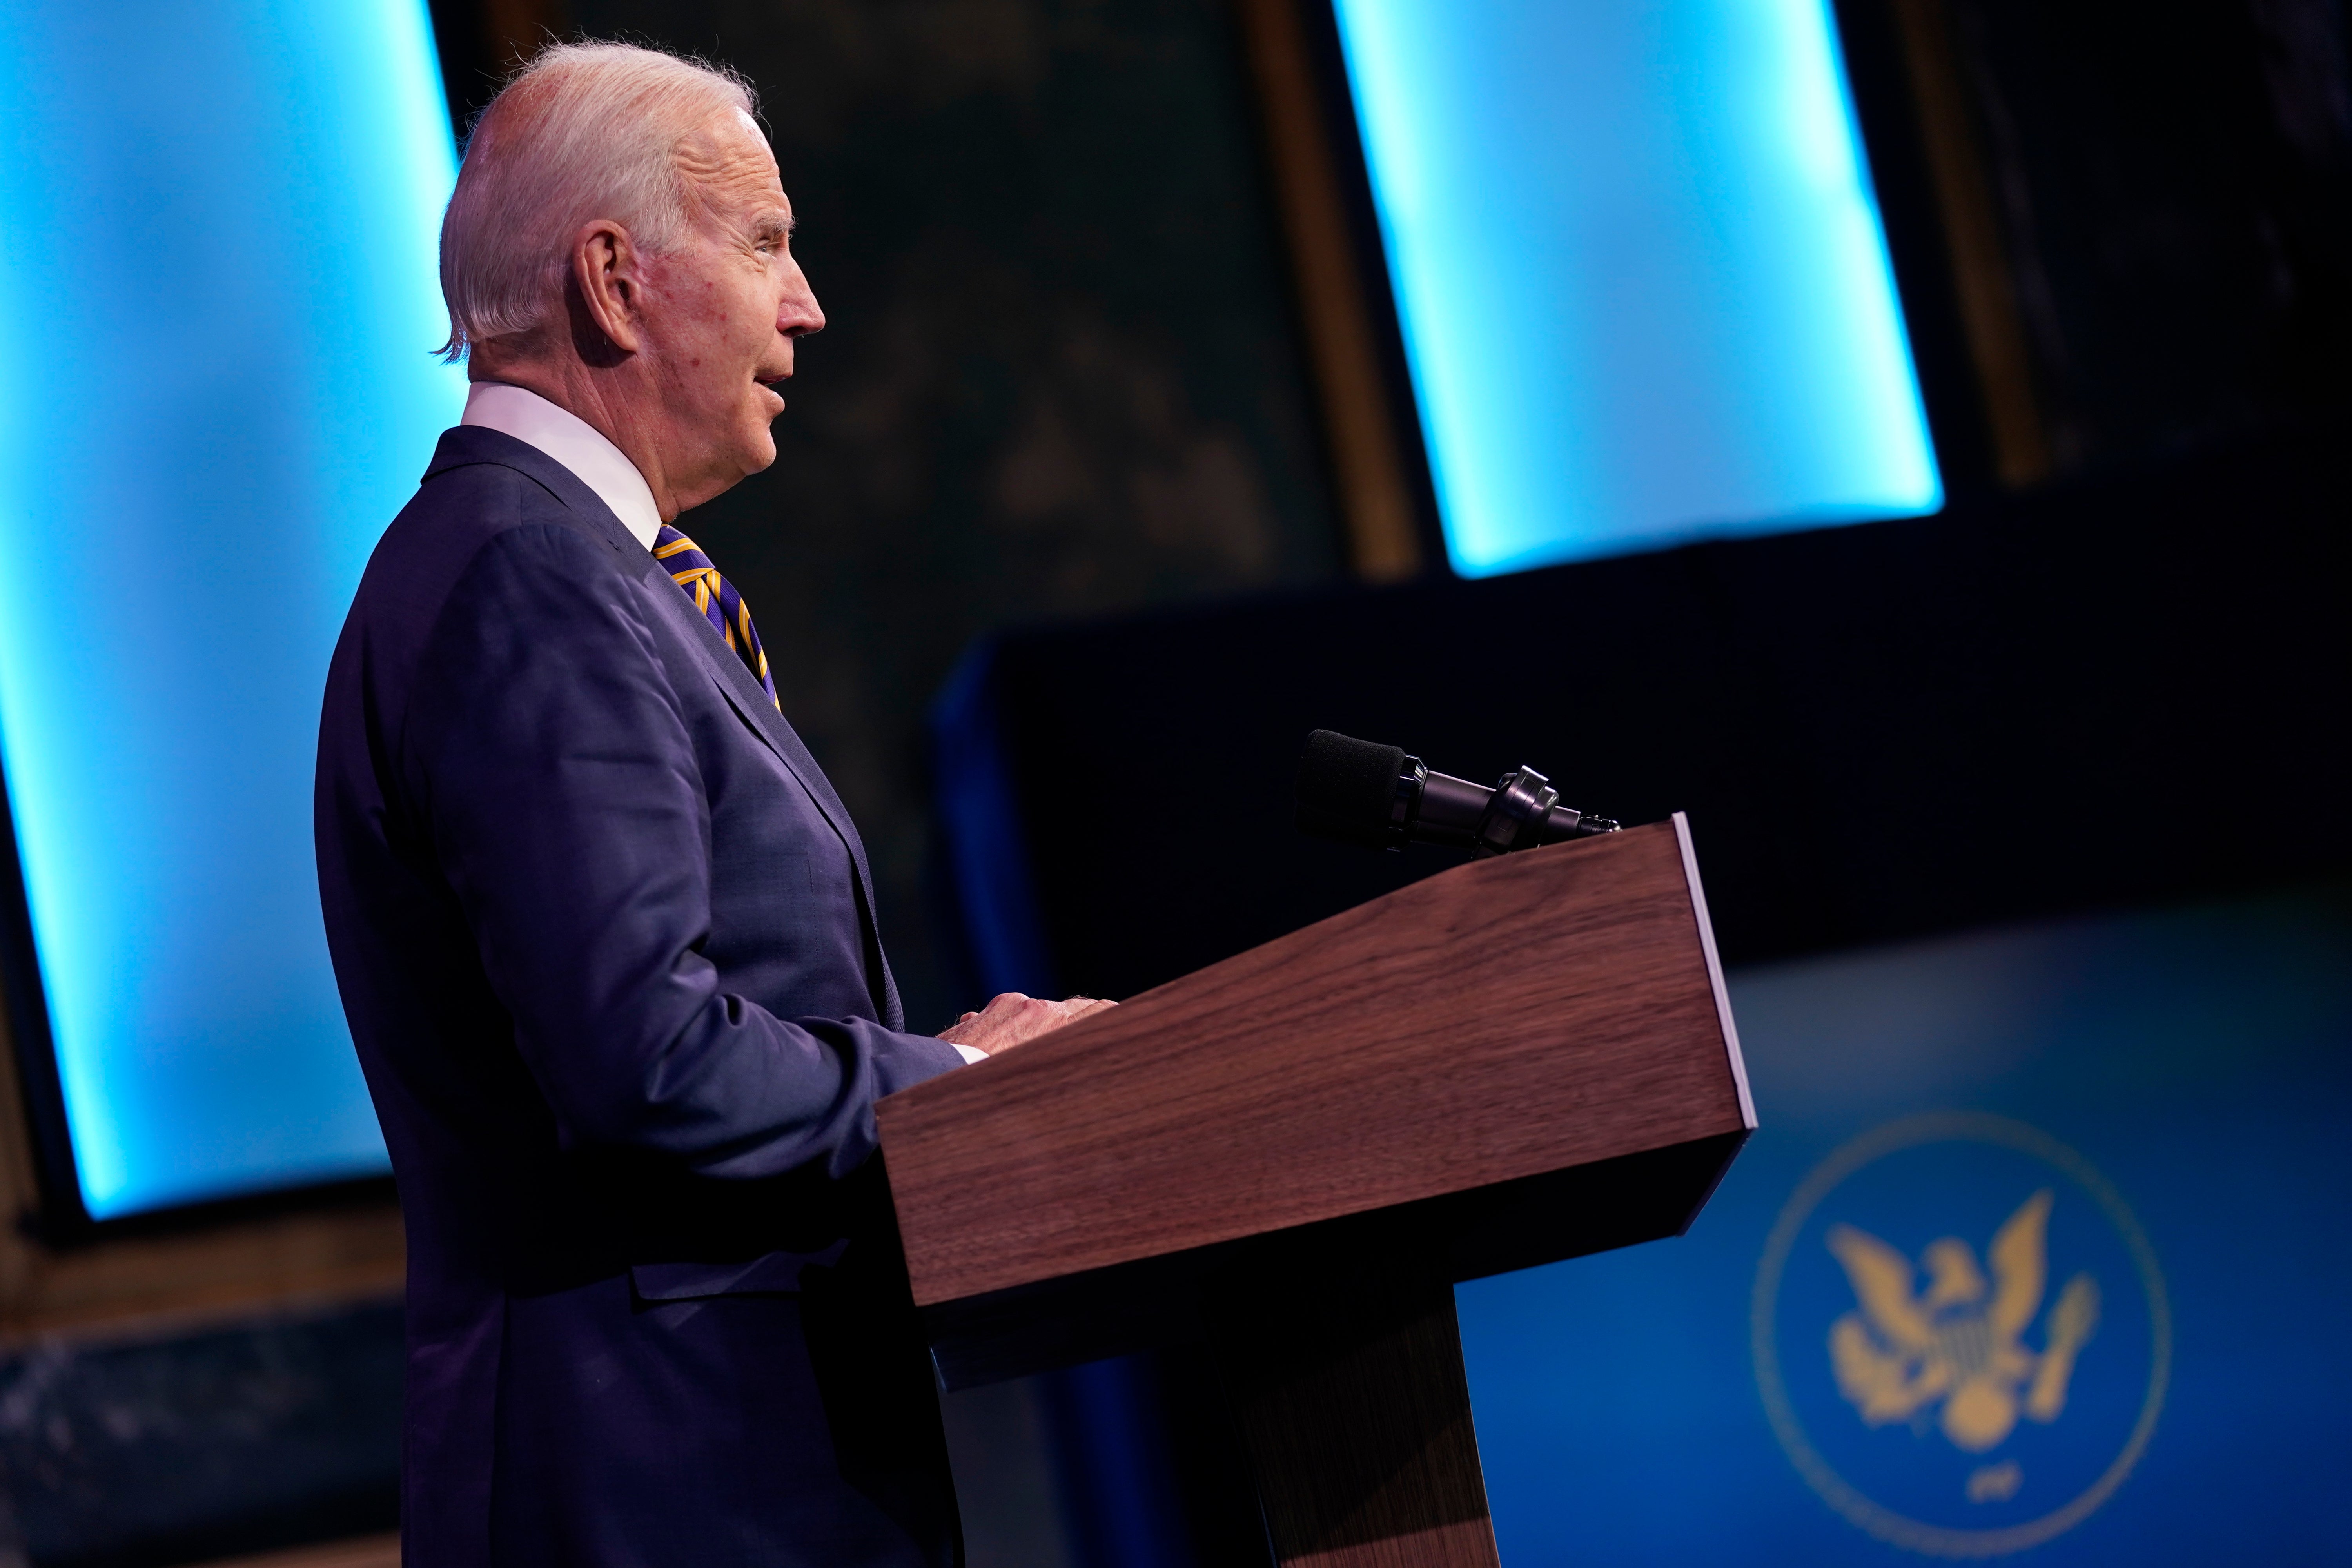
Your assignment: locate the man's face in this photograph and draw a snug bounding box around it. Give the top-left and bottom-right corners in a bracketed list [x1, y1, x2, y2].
[638, 110, 824, 501]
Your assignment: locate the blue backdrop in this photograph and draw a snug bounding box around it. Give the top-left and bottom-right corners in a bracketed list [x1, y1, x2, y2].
[1459, 887, 2352, 1562]
[1332, 0, 1943, 575]
[0, 2, 460, 1217]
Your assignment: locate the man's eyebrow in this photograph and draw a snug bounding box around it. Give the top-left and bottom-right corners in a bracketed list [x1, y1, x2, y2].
[750, 209, 795, 242]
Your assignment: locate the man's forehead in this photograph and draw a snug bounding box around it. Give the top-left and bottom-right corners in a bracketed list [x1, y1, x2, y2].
[681, 110, 787, 214]
[725, 109, 778, 170]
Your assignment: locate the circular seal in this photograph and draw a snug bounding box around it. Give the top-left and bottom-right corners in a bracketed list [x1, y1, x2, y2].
[1751, 1112, 2170, 1557]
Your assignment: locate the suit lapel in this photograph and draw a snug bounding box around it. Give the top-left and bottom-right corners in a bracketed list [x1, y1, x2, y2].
[644, 599, 906, 1031]
[430, 428, 901, 1025]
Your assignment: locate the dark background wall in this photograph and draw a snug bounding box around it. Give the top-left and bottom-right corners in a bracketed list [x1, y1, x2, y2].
[1951, 0, 2352, 472]
[962, 415, 2351, 1003]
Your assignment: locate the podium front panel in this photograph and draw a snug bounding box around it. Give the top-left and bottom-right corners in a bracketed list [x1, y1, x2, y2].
[880, 815, 1752, 1317]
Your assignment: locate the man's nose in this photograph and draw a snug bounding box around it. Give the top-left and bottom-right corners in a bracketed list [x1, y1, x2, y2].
[779, 265, 825, 338]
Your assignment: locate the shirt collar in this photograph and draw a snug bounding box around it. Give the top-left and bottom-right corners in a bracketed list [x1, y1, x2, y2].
[460, 381, 664, 551]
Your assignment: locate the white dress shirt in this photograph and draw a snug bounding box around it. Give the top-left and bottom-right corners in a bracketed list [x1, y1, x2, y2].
[459, 381, 989, 1066]
[462, 381, 665, 551]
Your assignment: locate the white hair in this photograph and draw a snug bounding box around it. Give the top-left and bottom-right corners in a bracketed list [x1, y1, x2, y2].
[437, 42, 756, 360]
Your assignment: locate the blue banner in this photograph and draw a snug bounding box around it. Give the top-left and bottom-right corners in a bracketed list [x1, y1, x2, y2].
[1459, 887, 2351, 1562]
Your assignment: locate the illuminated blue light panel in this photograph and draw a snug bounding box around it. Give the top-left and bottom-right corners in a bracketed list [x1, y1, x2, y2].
[0, 3, 461, 1216]
[1333, 0, 1944, 576]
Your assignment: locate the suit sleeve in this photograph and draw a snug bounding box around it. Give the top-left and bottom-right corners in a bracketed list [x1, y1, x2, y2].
[401, 522, 963, 1181]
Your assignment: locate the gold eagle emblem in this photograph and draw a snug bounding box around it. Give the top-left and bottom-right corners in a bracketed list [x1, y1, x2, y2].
[1825, 1189, 2100, 1453]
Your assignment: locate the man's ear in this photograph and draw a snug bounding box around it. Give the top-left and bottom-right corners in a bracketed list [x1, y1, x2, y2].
[570, 219, 646, 356]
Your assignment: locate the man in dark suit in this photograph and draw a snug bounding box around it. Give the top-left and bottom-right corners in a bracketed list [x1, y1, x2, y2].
[314, 42, 1103, 1567]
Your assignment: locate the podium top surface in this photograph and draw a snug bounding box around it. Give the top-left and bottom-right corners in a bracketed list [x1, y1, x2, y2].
[878, 815, 1752, 1309]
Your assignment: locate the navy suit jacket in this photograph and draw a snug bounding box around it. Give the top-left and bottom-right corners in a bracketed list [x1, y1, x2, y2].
[315, 425, 968, 1567]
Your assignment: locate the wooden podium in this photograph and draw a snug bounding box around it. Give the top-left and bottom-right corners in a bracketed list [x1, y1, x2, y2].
[878, 815, 1754, 1566]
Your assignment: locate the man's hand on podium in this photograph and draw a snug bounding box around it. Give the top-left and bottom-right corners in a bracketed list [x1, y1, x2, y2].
[938, 993, 1115, 1058]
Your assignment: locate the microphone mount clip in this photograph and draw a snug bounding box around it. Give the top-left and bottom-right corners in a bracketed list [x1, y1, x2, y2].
[1472, 765, 1559, 858]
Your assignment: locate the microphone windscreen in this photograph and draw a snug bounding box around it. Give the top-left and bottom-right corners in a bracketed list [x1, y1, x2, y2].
[1296, 730, 1404, 847]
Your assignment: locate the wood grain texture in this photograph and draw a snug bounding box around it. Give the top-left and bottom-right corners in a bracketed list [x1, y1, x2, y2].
[1272, 1521, 1498, 1568]
[922, 1130, 1746, 1389]
[1207, 1257, 1499, 1568]
[880, 816, 1746, 1308]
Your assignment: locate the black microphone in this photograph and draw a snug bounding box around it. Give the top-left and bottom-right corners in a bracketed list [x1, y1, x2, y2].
[1295, 729, 1620, 857]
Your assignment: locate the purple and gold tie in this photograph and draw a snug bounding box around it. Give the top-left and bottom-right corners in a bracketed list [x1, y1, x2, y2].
[652, 525, 778, 710]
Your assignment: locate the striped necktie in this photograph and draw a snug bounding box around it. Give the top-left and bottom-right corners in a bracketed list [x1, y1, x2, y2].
[652, 525, 779, 710]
